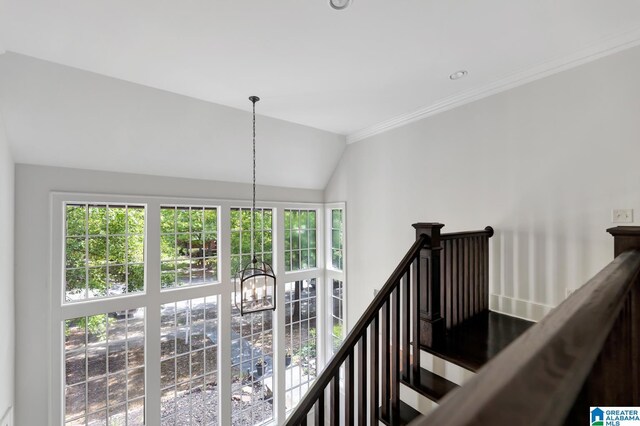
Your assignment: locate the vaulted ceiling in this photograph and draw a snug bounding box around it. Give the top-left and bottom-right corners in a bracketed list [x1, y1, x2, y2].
[3, 0, 640, 136]
[1, 0, 640, 187]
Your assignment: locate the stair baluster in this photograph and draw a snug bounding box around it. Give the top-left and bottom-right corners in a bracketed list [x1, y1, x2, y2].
[357, 334, 367, 426]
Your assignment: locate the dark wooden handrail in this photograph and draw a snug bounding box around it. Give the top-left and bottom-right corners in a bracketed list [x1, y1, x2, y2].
[284, 234, 429, 425]
[441, 226, 494, 240]
[416, 249, 640, 425]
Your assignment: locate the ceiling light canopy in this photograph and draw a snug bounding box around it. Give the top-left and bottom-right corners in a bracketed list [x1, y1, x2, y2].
[329, 0, 352, 10]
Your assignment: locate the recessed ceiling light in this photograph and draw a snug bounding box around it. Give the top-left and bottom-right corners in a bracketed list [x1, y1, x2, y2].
[329, 0, 352, 10]
[449, 70, 468, 80]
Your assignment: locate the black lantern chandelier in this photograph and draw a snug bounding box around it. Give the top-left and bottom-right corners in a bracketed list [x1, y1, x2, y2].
[234, 96, 277, 315]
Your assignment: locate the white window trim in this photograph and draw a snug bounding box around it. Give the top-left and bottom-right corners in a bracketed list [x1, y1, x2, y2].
[50, 192, 340, 426]
[324, 202, 347, 360]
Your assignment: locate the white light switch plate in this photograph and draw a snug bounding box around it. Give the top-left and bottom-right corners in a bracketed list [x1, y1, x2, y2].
[612, 209, 633, 223]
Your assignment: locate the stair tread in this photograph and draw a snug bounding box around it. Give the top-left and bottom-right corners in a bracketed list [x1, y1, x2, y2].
[421, 310, 534, 372]
[401, 367, 459, 402]
[378, 400, 422, 426]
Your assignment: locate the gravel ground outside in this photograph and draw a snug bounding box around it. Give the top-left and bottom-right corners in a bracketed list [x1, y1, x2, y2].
[65, 286, 315, 425]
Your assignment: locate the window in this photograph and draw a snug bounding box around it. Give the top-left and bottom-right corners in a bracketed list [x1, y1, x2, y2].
[160, 297, 218, 425]
[160, 206, 218, 289]
[61, 201, 148, 426]
[284, 209, 317, 272]
[326, 205, 346, 356]
[54, 196, 345, 425]
[65, 204, 145, 302]
[230, 207, 274, 425]
[330, 280, 344, 352]
[64, 309, 146, 425]
[230, 207, 273, 275]
[230, 309, 274, 425]
[330, 209, 343, 271]
[284, 279, 318, 410]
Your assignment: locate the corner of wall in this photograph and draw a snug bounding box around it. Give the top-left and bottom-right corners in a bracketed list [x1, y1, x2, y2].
[0, 110, 15, 425]
[323, 143, 349, 203]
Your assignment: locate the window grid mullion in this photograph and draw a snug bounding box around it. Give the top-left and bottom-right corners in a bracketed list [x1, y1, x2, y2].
[106, 206, 111, 298]
[120, 314, 127, 425]
[106, 312, 111, 425]
[173, 207, 178, 288]
[84, 317, 89, 426]
[84, 204, 90, 301]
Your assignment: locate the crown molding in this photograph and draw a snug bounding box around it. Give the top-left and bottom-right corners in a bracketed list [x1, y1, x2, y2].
[347, 26, 640, 144]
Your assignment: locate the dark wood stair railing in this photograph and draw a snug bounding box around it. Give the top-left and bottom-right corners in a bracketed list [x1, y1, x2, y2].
[418, 225, 529, 374]
[412, 226, 640, 425]
[284, 224, 640, 424]
[284, 223, 496, 425]
[284, 229, 432, 425]
[412, 224, 496, 349]
[417, 224, 506, 372]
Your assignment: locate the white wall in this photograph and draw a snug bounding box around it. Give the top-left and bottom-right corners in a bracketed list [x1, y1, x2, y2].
[14, 164, 323, 426]
[0, 107, 14, 423]
[0, 53, 346, 190]
[326, 45, 640, 328]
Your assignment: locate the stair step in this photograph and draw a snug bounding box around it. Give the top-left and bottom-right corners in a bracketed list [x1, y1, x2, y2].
[401, 367, 459, 402]
[420, 311, 535, 372]
[378, 400, 422, 426]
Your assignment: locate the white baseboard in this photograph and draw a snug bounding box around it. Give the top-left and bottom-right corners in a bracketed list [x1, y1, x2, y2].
[490, 294, 553, 322]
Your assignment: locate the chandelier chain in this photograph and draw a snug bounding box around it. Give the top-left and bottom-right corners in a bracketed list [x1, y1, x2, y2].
[251, 97, 257, 263]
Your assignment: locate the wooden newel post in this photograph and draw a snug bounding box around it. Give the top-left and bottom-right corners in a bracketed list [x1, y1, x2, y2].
[413, 223, 445, 348]
[607, 226, 640, 403]
[607, 226, 640, 258]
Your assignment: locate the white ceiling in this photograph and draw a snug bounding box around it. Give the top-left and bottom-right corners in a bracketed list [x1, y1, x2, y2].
[2, 0, 640, 137]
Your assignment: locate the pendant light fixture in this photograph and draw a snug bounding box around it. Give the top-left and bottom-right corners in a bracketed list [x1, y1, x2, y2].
[235, 96, 277, 315]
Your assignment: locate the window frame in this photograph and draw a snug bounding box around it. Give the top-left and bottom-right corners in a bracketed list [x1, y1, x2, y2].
[50, 192, 337, 426]
[159, 205, 220, 291]
[324, 203, 347, 358]
[63, 202, 147, 304]
[283, 208, 319, 273]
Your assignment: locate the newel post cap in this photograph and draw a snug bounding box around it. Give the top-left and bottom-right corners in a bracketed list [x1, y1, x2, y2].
[607, 226, 640, 258]
[412, 222, 445, 231]
[412, 223, 444, 242]
[607, 226, 640, 237]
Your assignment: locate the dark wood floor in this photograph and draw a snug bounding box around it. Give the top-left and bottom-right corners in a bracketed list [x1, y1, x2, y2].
[421, 311, 534, 372]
